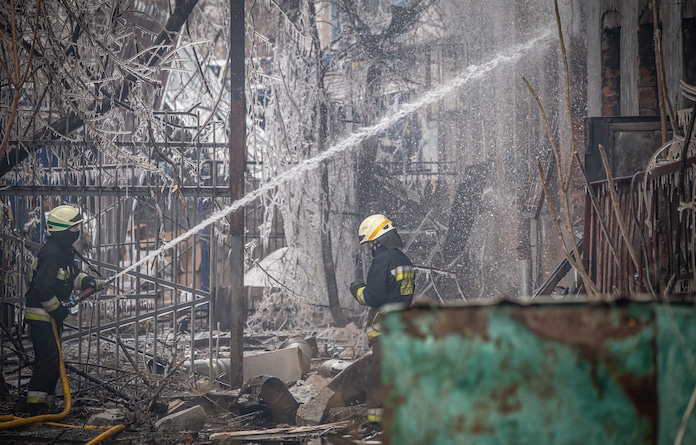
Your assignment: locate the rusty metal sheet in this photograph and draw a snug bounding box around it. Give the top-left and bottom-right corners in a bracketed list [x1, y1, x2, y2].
[380, 301, 696, 445]
[656, 304, 696, 444]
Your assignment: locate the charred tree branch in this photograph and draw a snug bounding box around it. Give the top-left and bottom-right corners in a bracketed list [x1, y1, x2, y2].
[597, 144, 642, 275]
[0, 0, 199, 178]
[573, 151, 621, 267]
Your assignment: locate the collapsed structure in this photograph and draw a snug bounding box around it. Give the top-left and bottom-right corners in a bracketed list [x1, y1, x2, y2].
[1, 0, 696, 443]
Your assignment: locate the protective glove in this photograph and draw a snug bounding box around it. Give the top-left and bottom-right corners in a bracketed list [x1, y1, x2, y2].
[64, 294, 80, 308]
[88, 277, 107, 291]
[64, 294, 81, 315]
[350, 281, 366, 305]
[51, 304, 70, 324]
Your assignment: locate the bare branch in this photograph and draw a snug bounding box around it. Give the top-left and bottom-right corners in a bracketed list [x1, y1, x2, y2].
[598, 144, 641, 273]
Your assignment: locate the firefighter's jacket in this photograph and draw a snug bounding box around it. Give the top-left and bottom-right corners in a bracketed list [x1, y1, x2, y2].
[25, 236, 93, 323]
[361, 245, 415, 309]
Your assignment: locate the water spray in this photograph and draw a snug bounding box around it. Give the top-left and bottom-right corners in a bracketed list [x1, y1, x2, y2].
[105, 27, 557, 288]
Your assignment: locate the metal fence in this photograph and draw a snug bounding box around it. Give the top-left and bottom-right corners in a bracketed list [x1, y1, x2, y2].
[584, 165, 695, 296]
[0, 112, 248, 396]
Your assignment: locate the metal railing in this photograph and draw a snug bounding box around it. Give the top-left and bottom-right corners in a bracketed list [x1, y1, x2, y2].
[0, 112, 238, 397]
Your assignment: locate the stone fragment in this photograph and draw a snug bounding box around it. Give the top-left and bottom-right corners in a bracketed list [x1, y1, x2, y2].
[154, 405, 206, 432]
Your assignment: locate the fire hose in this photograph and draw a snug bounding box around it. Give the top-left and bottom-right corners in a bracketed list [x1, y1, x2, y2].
[1, 228, 188, 440]
[64, 275, 118, 308]
[69, 249, 119, 305]
[0, 288, 125, 443]
[0, 321, 126, 443]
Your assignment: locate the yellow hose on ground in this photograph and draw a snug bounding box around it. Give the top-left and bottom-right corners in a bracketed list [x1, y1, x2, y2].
[42, 422, 128, 445]
[84, 424, 127, 445]
[0, 318, 125, 444]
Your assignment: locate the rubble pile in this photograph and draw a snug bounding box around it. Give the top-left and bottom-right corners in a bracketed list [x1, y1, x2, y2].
[1, 323, 383, 444]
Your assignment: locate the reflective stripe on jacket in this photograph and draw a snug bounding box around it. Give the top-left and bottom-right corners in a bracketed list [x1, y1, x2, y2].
[361, 246, 415, 309]
[25, 306, 52, 323]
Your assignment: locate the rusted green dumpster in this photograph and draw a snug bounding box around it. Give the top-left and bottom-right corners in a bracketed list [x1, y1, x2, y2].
[379, 297, 696, 445]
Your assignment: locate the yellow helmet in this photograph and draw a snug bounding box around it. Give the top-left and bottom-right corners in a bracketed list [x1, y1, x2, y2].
[358, 214, 395, 245]
[47, 205, 83, 232]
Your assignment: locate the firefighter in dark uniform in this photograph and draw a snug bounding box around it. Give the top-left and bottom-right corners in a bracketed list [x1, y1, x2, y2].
[350, 214, 415, 429]
[20, 205, 105, 416]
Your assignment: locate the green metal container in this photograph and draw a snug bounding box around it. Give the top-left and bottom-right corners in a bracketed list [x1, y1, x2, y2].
[379, 298, 696, 445]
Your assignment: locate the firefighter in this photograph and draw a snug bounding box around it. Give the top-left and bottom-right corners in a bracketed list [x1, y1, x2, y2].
[19, 205, 105, 416]
[350, 214, 415, 429]
[350, 213, 415, 319]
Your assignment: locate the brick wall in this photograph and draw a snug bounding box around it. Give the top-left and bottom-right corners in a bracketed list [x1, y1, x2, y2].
[601, 28, 620, 116]
[638, 24, 659, 116]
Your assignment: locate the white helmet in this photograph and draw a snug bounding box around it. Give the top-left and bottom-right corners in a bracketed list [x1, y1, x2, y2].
[358, 214, 395, 245]
[47, 205, 83, 232]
